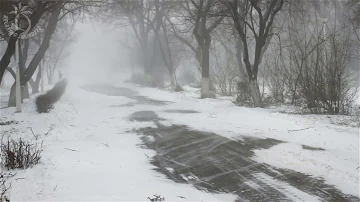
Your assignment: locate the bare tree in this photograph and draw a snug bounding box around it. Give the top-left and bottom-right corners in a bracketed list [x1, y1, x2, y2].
[8, 3, 63, 107]
[279, 0, 358, 114]
[0, 0, 55, 84]
[147, 0, 178, 87]
[45, 19, 76, 85]
[115, 0, 158, 80]
[166, 0, 225, 98]
[225, 0, 284, 107]
[210, 23, 240, 96]
[2, 0, 105, 107]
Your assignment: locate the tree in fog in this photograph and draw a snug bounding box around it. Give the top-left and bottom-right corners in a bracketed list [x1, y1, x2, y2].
[186, 0, 225, 98]
[210, 22, 242, 96]
[225, 0, 284, 107]
[0, 0, 104, 106]
[166, 0, 225, 98]
[5, 1, 64, 106]
[148, 0, 179, 87]
[114, 0, 158, 81]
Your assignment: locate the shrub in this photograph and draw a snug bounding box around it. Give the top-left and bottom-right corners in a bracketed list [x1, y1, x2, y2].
[0, 138, 42, 170]
[35, 79, 68, 113]
[126, 73, 146, 86]
[174, 84, 184, 92]
[235, 81, 252, 105]
[35, 94, 54, 113]
[0, 121, 18, 126]
[0, 172, 14, 202]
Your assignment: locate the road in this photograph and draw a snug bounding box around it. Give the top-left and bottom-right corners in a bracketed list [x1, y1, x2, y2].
[82, 84, 359, 202]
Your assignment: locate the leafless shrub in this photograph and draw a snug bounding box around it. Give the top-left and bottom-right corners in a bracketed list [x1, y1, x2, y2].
[0, 121, 18, 126]
[211, 40, 239, 96]
[0, 172, 14, 202]
[235, 81, 253, 106]
[174, 85, 183, 92]
[35, 79, 68, 113]
[261, 51, 287, 104]
[296, 32, 357, 115]
[1, 138, 43, 170]
[35, 94, 54, 113]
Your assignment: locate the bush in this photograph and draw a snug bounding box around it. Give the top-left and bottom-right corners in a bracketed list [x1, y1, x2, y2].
[174, 84, 184, 92]
[126, 73, 146, 85]
[0, 121, 18, 126]
[0, 172, 13, 202]
[1, 138, 42, 170]
[35, 94, 54, 113]
[35, 79, 68, 113]
[235, 81, 252, 106]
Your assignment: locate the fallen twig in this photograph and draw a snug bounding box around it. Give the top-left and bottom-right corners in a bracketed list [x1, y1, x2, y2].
[53, 185, 57, 191]
[68, 102, 78, 115]
[64, 148, 78, 152]
[29, 127, 38, 140]
[287, 127, 313, 133]
[101, 143, 109, 147]
[177, 196, 186, 199]
[45, 124, 55, 136]
[148, 195, 165, 201]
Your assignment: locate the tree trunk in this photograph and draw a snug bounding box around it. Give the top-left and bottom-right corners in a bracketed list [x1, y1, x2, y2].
[8, 82, 31, 107]
[0, 71, 7, 88]
[171, 72, 177, 86]
[236, 36, 247, 82]
[201, 39, 212, 98]
[19, 39, 30, 83]
[21, 83, 29, 99]
[0, 34, 18, 84]
[47, 61, 54, 85]
[29, 67, 41, 94]
[201, 77, 211, 98]
[142, 37, 150, 76]
[8, 83, 16, 107]
[249, 79, 262, 107]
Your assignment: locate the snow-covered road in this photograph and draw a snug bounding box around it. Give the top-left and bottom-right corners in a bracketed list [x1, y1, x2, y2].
[1, 83, 359, 201]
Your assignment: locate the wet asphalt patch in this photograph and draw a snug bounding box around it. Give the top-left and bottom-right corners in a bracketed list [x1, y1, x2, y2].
[134, 122, 358, 202]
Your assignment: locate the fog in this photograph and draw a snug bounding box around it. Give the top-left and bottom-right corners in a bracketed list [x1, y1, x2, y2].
[65, 22, 132, 86]
[0, 1, 359, 201]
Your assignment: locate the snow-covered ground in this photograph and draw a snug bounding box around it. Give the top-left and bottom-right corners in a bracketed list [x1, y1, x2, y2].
[0, 80, 359, 200]
[0, 83, 236, 201]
